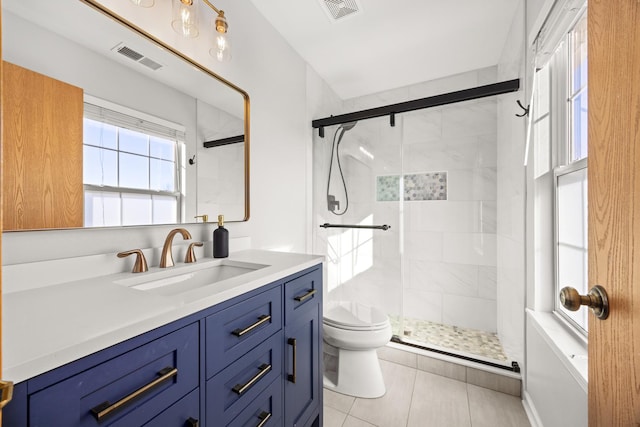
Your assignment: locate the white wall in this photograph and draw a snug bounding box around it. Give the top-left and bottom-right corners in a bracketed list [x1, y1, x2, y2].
[2, 0, 323, 270]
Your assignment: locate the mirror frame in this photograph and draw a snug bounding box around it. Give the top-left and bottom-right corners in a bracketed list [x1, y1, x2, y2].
[79, 0, 251, 223]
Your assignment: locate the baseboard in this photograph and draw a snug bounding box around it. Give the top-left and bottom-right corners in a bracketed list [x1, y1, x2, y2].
[522, 390, 544, 427]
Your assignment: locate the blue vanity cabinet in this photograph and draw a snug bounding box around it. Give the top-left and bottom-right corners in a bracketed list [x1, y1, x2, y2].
[3, 262, 323, 427]
[28, 322, 200, 427]
[283, 267, 323, 427]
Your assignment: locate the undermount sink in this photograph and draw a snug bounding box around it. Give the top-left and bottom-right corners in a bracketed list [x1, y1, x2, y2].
[114, 259, 268, 296]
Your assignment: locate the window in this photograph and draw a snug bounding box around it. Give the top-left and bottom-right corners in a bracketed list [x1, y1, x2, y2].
[533, 9, 588, 333]
[82, 101, 185, 227]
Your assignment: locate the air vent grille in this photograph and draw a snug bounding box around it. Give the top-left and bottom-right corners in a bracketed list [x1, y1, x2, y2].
[322, 0, 360, 20]
[112, 43, 163, 71]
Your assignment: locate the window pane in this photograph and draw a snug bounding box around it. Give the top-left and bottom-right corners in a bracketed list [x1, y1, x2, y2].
[119, 128, 149, 155]
[122, 193, 152, 226]
[119, 153, 149, 189]
[150, 136, 175, 161]
[84, 146, 118, 187]
[556, 167, 588, 331]
[84, 191, 121, 227]
[153, 195, 178, 224]
[571, 14, 588, 93]
[572, 89, 588, 161]
[150, 159, 176, 192]
[84, 118, 117, 149]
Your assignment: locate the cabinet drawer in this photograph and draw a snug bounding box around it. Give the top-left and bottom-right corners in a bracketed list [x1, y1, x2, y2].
[143, 388, 199, 427]
[226, 378, 282, 427]
[206, 286, 282, 378]
[284, 267, 321, 325]
[206, 332, 282, 425]
[29, 323, 199, 427]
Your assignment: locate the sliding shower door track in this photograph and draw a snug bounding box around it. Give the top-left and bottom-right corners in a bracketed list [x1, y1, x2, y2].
[390, 335, 520, 373]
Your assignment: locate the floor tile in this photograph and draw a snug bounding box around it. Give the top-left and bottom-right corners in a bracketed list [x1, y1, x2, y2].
[416, 353, 466, 382]
[348, 360, 417, 427]
[324, 406, 348, 427]
[407, 371, 471, 427]
[377, 345, 418, 368]
[466, 367, 521, 396]
[467, 384, 531, 427]
[324, 388, 356, 414]
[342, 416, 378, 427]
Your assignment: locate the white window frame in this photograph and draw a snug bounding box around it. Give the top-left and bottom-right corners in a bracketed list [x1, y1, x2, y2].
[532, 4, 589, 335]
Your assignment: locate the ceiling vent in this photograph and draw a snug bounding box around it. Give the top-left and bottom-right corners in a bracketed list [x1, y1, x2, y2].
[112, 43, 163, 71]
[320, 0, 362, 21]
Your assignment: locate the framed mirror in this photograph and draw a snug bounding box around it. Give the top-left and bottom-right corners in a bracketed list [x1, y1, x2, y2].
[1, 0, 250, 231]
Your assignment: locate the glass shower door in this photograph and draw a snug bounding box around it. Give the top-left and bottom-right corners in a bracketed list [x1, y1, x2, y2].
[312, 116, 403, 329]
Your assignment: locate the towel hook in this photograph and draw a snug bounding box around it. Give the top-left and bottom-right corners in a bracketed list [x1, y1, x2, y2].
[516, 100, 529, 118]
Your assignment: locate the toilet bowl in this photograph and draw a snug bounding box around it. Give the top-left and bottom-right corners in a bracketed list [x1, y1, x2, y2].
[322, 301, 392, 398]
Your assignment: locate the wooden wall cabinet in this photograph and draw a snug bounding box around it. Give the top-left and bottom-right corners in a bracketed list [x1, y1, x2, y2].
[2, 61, 83, 230]
[4, 264, 323, 427]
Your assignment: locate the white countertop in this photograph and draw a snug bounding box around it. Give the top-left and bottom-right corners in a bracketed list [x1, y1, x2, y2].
[3, 250, 324, 383]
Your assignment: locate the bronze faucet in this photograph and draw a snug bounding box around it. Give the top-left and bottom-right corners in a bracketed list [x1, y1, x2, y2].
[160, 228, 192, 268]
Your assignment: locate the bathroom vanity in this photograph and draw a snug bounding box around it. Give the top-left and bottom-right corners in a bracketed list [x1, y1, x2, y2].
[3, 250, 323, 427]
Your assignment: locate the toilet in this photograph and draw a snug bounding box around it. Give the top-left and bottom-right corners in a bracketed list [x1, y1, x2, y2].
[322, 301, 392, 398]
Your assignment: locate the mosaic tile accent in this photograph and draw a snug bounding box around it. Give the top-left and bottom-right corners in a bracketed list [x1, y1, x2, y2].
[376, 172, 448, 202]
[388, 315, 508, 362]
[404, 172, 447, 201]
[376, 175, 400, 201]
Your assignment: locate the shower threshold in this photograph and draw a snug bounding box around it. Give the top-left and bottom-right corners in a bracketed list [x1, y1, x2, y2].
[388, 316, 519, 372]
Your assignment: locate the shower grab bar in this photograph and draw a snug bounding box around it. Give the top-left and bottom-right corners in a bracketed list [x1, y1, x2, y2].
[319, 223, 390, 231]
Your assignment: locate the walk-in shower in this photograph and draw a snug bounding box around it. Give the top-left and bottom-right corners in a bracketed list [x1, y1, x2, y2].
[312, 79, 521, 369]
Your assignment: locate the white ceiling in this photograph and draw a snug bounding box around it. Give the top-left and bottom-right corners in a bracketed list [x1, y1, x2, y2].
[250, 0, 521, 99]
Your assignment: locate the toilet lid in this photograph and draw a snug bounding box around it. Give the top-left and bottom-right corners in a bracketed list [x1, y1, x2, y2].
[323, 301, 389, 330]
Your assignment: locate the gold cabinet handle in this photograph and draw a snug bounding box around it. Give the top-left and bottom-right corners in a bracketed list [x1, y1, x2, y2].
[117, 249, 149, 273]
[0, 380, 14, 410]
[287, 338, 297, 384]
[90, 367, 177, 421]
[232, 315, 271, 337]
[232, 364, 272, 395]
[559, 285, 609, 320]
[187, 417, 200, 427]
[257, 411, 272, 427]
[294, 289, 316, 302]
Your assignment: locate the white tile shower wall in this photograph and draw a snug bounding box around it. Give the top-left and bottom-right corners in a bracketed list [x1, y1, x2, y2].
[497, 0, 526, 366]
[400, 90, 498, 332]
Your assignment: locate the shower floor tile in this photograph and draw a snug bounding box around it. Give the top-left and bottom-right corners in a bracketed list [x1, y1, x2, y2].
[388, 316, 509, 362]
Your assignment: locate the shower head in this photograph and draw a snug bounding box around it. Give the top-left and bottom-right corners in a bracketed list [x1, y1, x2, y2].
[339, 121, 357, 131]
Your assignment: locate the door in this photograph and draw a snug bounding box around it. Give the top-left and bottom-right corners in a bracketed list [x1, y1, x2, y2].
[588, 0, 640, 424]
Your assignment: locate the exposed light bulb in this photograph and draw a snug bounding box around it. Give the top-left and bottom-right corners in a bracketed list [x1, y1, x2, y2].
[130, 0, 155, 7]
[211, 32, 231, 62]
[209, 12, 231, 62]
[171, 0, 199, 38]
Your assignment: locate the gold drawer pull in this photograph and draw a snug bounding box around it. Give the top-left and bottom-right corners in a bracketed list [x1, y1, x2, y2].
[287, 338, 297, 384]
[232, 364, 272, 395]
[90, 367, 178, 421]
[232, 315, 271, 337]
[294, 289, 316, 302]
[257, 411, 272, 427]
[0, 380, 14, 409]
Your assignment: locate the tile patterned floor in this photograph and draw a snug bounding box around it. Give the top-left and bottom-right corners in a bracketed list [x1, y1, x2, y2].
[323, 359, 531, 427]
[388, 316, 509, 362]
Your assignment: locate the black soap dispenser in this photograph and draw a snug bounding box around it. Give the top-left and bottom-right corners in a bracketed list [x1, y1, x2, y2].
[213, 214, 229, 258]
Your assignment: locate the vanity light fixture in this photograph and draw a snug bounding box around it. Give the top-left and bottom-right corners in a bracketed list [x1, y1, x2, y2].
[132, 0, 232, 62]
[172, 0, 231, 61]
